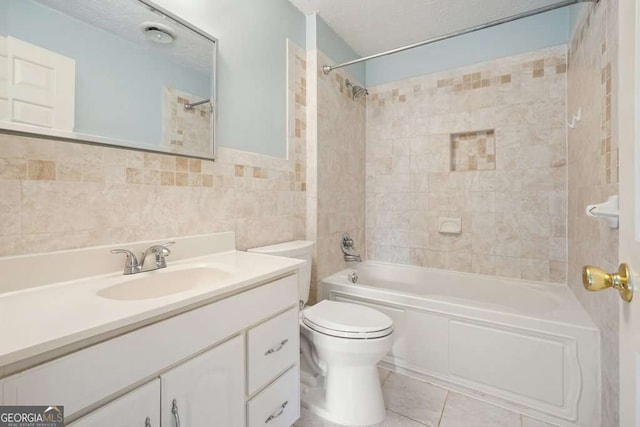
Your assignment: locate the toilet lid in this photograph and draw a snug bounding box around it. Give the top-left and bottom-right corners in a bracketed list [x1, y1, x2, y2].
[302, 300, 393, 339]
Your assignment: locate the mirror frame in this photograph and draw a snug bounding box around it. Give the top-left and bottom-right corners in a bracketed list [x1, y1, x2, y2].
[0, 0, 218, 161]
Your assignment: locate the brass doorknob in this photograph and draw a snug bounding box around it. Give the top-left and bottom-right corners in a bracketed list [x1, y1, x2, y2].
[582, 263, 633, 302]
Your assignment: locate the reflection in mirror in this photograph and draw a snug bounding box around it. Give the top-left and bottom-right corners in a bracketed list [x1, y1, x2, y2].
[0, 0, 217, 159]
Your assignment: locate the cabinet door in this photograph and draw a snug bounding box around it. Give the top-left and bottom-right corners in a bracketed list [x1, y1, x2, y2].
[69, 380, 159, 427]
[161, 335, 244, 427]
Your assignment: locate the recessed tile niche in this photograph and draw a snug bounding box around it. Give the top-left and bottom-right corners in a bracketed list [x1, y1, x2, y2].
[450, 130, 496, 172]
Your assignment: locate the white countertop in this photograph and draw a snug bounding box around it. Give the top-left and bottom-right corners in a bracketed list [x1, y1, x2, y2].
[0, 250, 303, 373]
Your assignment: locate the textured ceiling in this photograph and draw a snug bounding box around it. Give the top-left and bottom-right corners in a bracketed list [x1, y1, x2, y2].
[34, 0, 213, 73]
[288, 0, 570, 56]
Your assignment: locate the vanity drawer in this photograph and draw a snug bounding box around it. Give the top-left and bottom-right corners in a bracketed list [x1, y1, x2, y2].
[247, 365, 300, 427]
[247, 307, 299, 394]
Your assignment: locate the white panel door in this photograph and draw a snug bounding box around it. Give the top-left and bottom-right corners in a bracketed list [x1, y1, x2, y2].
[68, 380, 160, 427]
[7, 36, 75, 130]
[0, 36, 8, 121]
[161, 335, 245, 427]
[618, 1, 640, 426]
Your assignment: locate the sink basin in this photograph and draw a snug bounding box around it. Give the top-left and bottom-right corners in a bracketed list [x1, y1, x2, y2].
[98, 266, 233, 301]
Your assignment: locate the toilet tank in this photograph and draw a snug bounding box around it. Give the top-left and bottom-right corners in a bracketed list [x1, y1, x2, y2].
[247, 241, 314, 306]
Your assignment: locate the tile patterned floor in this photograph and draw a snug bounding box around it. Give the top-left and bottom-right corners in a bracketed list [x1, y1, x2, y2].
[294, 369, 557, 427]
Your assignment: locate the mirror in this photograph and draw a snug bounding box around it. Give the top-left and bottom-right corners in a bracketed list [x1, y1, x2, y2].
[0, 0, 217, 160]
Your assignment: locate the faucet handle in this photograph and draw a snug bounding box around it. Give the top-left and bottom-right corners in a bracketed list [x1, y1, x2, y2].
[161, 241, 175, 253]
[342, 233, 354, 248]
[152, 242, 175, 268]
[155, 241, 175, 258]
[341, 232, 361, 262]
[111, 249, 140, 275]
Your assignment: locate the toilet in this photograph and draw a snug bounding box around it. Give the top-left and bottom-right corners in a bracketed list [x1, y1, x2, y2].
[248, 241, 393, 426]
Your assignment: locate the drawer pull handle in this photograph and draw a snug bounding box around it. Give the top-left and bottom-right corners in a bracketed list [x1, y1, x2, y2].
[265, 339, 289, 356]
[171, 399, 181, 427]
[265, 400, 288, 423]
[145, 417, 151, 427]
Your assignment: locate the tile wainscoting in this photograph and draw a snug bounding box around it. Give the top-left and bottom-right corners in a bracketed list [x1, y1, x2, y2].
[0, 40, 307, 257]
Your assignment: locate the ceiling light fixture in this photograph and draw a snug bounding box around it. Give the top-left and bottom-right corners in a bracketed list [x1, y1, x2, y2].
[141, 22, 175, 44]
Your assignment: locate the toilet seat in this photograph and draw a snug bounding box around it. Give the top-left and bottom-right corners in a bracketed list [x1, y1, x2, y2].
[301, 300, 393, 339]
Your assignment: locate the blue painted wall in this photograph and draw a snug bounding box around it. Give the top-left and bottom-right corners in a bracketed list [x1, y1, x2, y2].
[2, 0, 576, 156]
[1, 0, 210, 147]
[569, 3, 588, 37]
[153, 0, 306, 158]
[307, 14, 365, 84]
[366, 8, 572, 87]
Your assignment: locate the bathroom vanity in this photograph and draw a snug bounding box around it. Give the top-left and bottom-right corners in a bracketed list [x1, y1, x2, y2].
[0, 232, 303, 426]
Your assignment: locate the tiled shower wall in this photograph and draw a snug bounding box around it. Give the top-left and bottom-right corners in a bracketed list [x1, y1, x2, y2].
[306, 50, 366, 302]
[0, 41, 307, 256]
[366, 46, 568, 283]
[568, 0, 619, 425]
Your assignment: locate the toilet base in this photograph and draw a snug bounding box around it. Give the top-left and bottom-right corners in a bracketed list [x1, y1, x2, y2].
[298, 306, 393, 426]
[300, 359, 387, 426]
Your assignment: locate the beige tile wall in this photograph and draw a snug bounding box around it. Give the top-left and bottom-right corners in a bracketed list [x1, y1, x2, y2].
[305, 49, 319, 301]
[366, 46, 568, 283]
[306, 50, 366, 302]
[0, 41, 307, 257]
[568, 0, 618, 425]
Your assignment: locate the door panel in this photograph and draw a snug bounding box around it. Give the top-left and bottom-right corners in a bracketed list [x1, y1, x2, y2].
[12, 100, 54, 127]
[0, 36, 8, 121]
[6, 36, 75, 130]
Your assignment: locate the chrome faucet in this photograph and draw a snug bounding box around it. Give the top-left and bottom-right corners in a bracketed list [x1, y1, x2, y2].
[139, 244, 173, 270]
[341, 233, 362, 263]
[111, 242, 175, 275]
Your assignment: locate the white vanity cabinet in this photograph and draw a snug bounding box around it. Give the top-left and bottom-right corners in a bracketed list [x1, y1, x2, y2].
[69, 380, 160, 427]
[0, 273, 300, 426]
[161, 335, 245, 427]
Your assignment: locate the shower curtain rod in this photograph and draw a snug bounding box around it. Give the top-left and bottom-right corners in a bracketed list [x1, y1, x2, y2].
[184, 99, 210, 110]
[322, 0, 597, 75]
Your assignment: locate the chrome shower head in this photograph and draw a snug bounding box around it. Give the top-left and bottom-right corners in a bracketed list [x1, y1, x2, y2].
[345, 79, 369, 101]
[352, 86, 369, 101]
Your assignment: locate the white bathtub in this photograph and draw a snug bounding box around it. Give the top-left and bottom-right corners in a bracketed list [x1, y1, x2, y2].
[320, 262, 600, 427]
